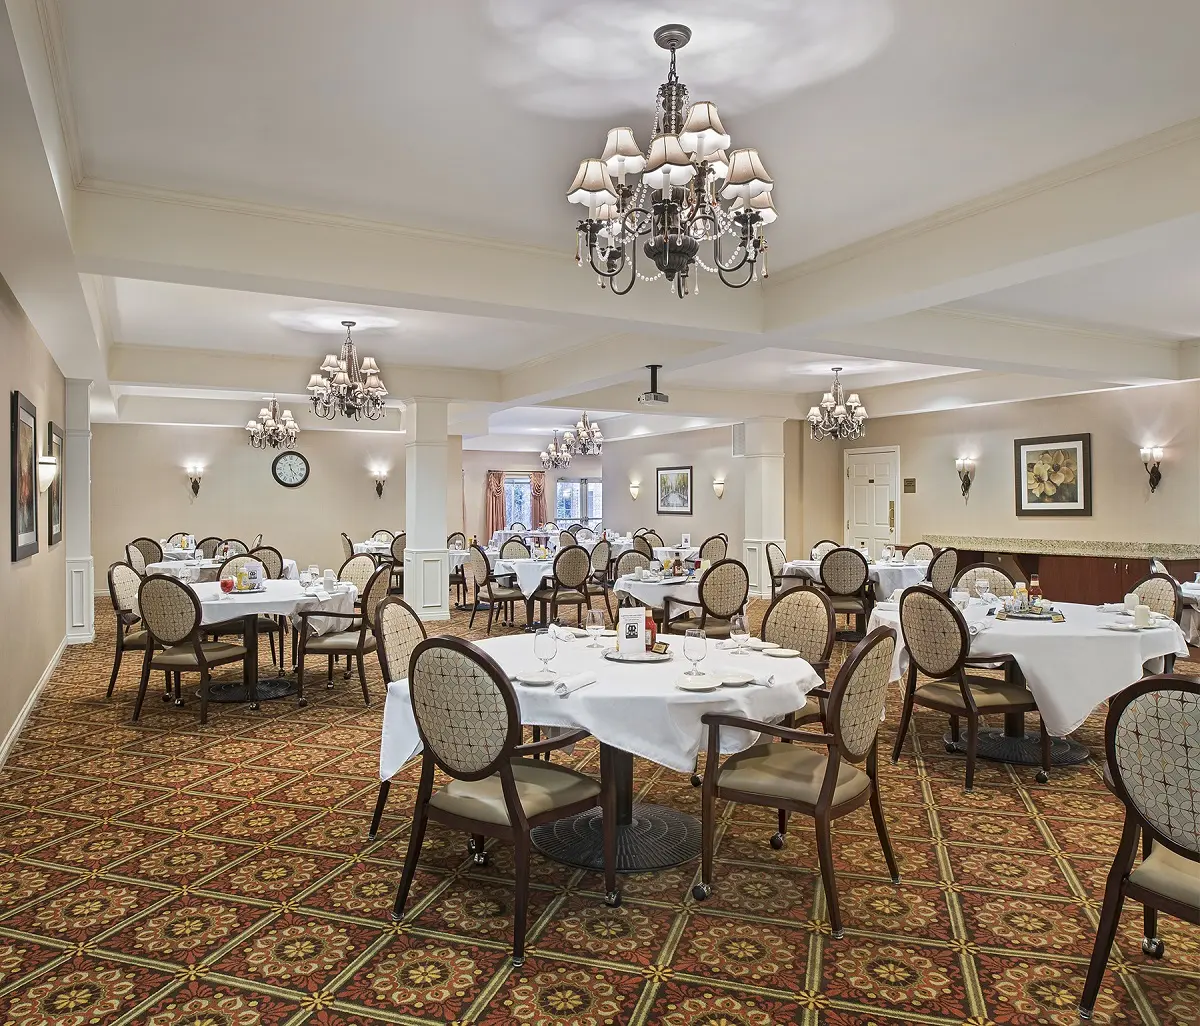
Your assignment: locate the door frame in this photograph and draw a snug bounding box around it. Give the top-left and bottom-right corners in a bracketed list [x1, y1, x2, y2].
[843, 445, 901, 549]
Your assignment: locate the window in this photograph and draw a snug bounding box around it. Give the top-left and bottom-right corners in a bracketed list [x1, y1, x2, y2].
[556, 478, 602, 527]
[504, 475, 532, 529]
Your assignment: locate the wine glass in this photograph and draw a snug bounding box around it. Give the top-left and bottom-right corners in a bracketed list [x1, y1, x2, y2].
[683, 628, 707, 675]
[729, 614, 749, 655]
[975, 577, 991, 602]
[584, 609, 605, 648]
[219, 576, 235, 597]
[533, 629, 558, 676]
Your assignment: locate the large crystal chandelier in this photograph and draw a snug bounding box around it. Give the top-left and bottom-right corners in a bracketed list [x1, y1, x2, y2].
[564, 412, 603, 457]
[245, 396, 299, 450]
[806, 368, 868, 441]
[540, 431, 572, 470]
[567, 24, 775, 300]
[307, 320, 388, 421]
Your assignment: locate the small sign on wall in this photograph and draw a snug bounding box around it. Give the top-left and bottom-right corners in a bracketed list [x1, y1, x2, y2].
[903, 478, 917, 494]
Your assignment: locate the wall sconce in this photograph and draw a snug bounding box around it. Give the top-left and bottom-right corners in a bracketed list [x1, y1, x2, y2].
[37, 455, 58, 493]
[712, 479, 725, 499]
[186, 465, 203, 496]
[372, 469, 387, 498]
[629, 481, 640, 501]
[1140, 447, 1163, 492]
[955, 458, 975, 500]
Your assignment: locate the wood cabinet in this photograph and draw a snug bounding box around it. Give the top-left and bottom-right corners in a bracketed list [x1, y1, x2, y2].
[1021, 555, 1198, 606]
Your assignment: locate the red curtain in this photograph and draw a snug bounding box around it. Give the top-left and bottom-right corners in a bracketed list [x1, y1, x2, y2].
[530, 471, 547, 529]
[484, 471, 505, 542]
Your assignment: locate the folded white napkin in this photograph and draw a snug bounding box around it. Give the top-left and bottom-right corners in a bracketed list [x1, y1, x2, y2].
[554, 673, 596, 697]
[968, 620, 992, 636]
[1098, 602, 1125, 612]
[874, 600, 899, 611]
[311, 587, 330, 601]
[717, 637, 769, 650]
[888, 588, 905, 602]
[549, 624, 586, 640]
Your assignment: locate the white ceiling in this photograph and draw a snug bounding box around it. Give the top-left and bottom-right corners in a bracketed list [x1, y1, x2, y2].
[58, 0, 1200, 267]
[670, 349, 971, 392]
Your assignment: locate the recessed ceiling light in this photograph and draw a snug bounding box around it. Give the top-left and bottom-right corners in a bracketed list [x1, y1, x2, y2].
[271, 310, 400, 334]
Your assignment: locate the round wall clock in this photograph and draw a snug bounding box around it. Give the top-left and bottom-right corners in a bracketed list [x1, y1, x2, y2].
[271, 451, 310, 488]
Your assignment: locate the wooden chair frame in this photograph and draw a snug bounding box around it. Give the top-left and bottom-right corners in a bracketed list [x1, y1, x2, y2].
[529, 544, 593, 626]
[106, 561, 158, 699]
[663, 557, 749, 635]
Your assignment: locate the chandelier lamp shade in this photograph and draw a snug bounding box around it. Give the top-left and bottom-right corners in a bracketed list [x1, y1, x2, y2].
[564, 412, 603, 457]
[307, 320, 388, 421]
[567, 24, 775, 299]
[806, 367, 868, 441]
[540, 430, 572, 470]
[245, 396, 300, 450]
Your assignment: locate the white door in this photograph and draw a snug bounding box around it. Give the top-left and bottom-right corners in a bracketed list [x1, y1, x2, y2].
[844, 447, 899, 559]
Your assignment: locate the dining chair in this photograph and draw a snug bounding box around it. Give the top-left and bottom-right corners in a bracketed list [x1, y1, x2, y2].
[953, 563, 1016, 598]
[135, 574, 248, 724]
[765, 542, 788, 600]
[387, 532, 407, 592]
[614, 549, 650, 589]
[664, 558, 749, 638]
[693, 626, 901, 940]
[633, 527, 649, 537]
[567, 523, 584, 537]
[558, 530, 575, 549]
[296, 563, 391, 706]
[372, 529, 396, 543]
[632, 535, 653, 558]
[810, 539, 839, 561]
[466, 543, 524, 633]
[340, 532, 354, 562]
[221, 538, 249, 556]
[904, 541, 934, 564]
[367, 596, 429, 839]
[542, 522, 558, 531]
[130, 536, 164, 567]
[1131, 573, 1183, 672]
[392, 636, 617, 967]
[760, 585, 837, 732]
[508, 522, 527, 531]
[576, 527, 595, 543]
[891, 586, 1049, 790]
[819, 547, 871, 639]
[165, 532, 188, 546]
[500, 537, 531, 559]
[250, 532, 263, 549]
[196, 536, 222, 560]
[106, 562, 157, 699]
[338, 554, 378, 620]
[1078, 675, 1200, 1020]
[249, 545, 284, 581]
[210, 554, 286, 670]
[924, 547, 959, 594]
[124, 543, 148, 576]
[1148, 557, 1171, 578]
[585, 538, 614, 624]
[644, 530, 665, 549]
[718, 533, 729, 544]
[447, 532, 468, 605]
[698, 534, 727, 562]
[531, 544, 592, 625]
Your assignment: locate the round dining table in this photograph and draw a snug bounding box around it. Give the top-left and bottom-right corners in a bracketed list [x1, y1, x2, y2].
[379, 630, 822, 872]
[1181, 581, 1200, 645]
[784, 559, 928, 599]
[614, 573, 698, 611]
[146, 557, 299, 581]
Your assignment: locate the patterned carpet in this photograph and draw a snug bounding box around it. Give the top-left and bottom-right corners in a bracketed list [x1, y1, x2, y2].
[0, 598, 1195, 1026]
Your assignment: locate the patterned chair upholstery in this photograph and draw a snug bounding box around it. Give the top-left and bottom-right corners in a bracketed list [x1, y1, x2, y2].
[925, 548, 959, 595]
[1079, 676, 1200, 1018]
[953, 563, 1015, 599]
[106, 562, 155, 699]
[532, 545, 592, 624]
[614, 549, 650, 585]
[165, 532, 188, 546]
[632, 535, 653, 558]
[694, 627, 900, 939]
[585, 539, 615, 624]
[765, 542, 787, 600]
[129, 537, 164, 568]
[761, 588, 836, 680]
[125, 543, 148, 575]
[340, 532, 354, 562]
[567, 523, 584, 537]
[819, 547, 870, 637]
[388, 533, 407, 590]
[447, 533, 468, 604]
[250, 532, 263, 549]
[1132, 574, 1181, 621]
[338, 554, 378, 608]
[249, 546, 284, 580]
[644, 531, 665, 549]
[372, 529, 396, 543]
[904, 542, 934, 564]
[558, 530, 575, 549]
[698, 534, 727, 562]
[221, 539, 249, 556]
[196, 536, 221, 560]
[466, 544, 524, 634]
[665, 558, 749, 638]
[393, 637, 615, 966]
[508, 522, 527, 531]
[810, 539, 839, 561]
[501, 538, 531, 559]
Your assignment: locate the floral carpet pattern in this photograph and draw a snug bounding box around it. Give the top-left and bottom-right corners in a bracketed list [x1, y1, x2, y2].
[0, 599, 1195, 1025]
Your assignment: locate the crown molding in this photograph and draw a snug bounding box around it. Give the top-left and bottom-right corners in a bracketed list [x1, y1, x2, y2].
[767, 117, 1200, 286]
[32, 0, 83, 186]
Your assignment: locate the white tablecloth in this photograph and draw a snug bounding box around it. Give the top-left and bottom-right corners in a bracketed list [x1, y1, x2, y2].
[448, 549, 470, 570]
[784, 560, 927, 599]
[494, 558, 554, 598]
[161, 546, 197, 561]
[654, 546, 699, 564]
[354, 540, 392, 556]
[1181, 583, 1200, 645]
[867, 600, 1189, 736]
[191, 580, 357, 635]
[148, 558, 299, 581]
[614, 574, 699, 611]
[379, 632, 823, 780]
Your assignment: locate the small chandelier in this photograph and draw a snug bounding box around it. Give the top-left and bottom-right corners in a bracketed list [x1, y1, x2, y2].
[564, 412, 603, 457]
[540, 430, 572, 470]
[245, 396, 299, 450]
[806, 368, 868, 441]
[567, 24, 775, 300]
[307, 320, 388, 421]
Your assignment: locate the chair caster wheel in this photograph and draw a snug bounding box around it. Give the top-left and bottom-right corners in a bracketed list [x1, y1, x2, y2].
[249, 702, 260, 711]
[831, 927, 844, 940]
[367, 832, 377, 841]
[963, 787, 974, 795]
[1035, 770, 1050, 784]
[769, 833, 785, 850]
[944, 741, 957, 753]
[1078, 1008, 1093, 1021]
[891, 875, 901, 885]
[390, 913, 402, 923]
[472, 851, 489, 867]
[1142, 937, 1165, 958]
[298, 698, 308, 707]
[173, 698, 184, 707]
[161, 693, 171, 702]
[604, 890, 622, 908]
[691, 883, 711, 901]
[511, 955, 524, 968]
[690, 773, 702, 787]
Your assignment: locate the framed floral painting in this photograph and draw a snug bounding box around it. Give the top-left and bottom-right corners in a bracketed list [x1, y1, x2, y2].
[1014, 434, 1091, 516]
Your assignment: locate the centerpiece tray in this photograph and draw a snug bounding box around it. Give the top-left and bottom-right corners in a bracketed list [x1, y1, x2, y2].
[603, 649, 672, 664]
[1002, 608, 1055, 621]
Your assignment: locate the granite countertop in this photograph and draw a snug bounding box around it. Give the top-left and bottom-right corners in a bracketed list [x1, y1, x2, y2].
[922, 535, 1200, 560]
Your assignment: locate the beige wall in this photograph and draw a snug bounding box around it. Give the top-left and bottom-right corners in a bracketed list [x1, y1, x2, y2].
[821, 381, 1200, 545]
[461, 449, 602, 543]
[0, 275, 65, 745]
[600, 426, 742, 546]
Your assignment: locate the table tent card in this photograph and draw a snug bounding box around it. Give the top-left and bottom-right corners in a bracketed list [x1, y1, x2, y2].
[618, 607, 645, 654]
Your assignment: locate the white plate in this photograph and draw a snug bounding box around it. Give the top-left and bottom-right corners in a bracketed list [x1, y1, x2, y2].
[676, 675, 720, 692]
[719, 670, 755, 688]
[598, 629, 618, 637]
[515, 671, 557, 685]
[1099, 623, 1148, 633]
[763, 647, 801, 658]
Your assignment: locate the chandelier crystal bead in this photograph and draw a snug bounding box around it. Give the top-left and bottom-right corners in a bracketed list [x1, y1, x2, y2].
[308, 320, 388, 422]
[806, 368, 868, 441]
[246, 396, 300, 450]
[540, 430, 572, 470]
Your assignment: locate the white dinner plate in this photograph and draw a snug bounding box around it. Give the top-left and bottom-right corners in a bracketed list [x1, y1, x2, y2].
[598, 629, 618, 637]
[1099, 623, 1149, 633]
[676, 675, 720, 692]
[515, 671, 557, 686]
[763, 647, 801, 658]
[719, 670, 755, 688]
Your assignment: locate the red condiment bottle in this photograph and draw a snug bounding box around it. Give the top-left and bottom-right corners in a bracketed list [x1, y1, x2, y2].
[645, 609, 656, 650]
[1029, 574, 1042, 601]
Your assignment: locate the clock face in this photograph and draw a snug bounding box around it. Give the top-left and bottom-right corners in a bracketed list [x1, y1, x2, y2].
[272, 452, 309, 488]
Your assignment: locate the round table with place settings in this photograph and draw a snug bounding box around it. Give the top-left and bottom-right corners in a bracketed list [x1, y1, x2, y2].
[147, 557, 299, 582]
[613, 573, 698, 611]
[783, 559, 927, 599]
[1181, 582, 1200, 645]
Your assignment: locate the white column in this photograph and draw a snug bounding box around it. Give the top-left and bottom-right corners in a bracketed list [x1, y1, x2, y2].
[64, 379, 94, 643]
[404, 399, 450, 621]
[742, 417, 786, 599]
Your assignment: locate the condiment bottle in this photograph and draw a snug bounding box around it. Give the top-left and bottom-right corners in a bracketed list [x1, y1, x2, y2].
[645, 610, 656, 650]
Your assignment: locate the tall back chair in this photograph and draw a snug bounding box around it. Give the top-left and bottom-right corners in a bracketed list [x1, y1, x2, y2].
[693, 627, 900, 940]
[954, 563, 1015, 598]
[250, 532, 263, 549]
[585, 538, 615, 623]
[666, 558, 748, 637]
[165, 532, 187, 546]
[632, 535, 653, 558]
[447, 531, 467, 548]
[810, 539, 838, 561]
[340, 532, 354, 562]
[338, 554, 378, 612]
[925, 547, 959, 594]
[389, 533, 407, 590]
[106, 562, 154, 698]
[698, 534, 727, 562]
[125, 543, 148, 575]
[129, 537, 164, 567]
[508, 522, 527, 531]
[393, 637, 615, 966]
[760, 587, 835, 680]
[567, 523, 583, 537]
[820, 547, 871, 638]
[1131, 573, 1181, 621]
[220, 538, 249, 556]
[196, 536, 221, 560]
[614, 549, 650, 585]
[576, 526, 595, 543]
[249, 545, 284, 580]
[373, 529, 396, 543]
[558, 530, 575, 549]
[532, 544, 592, 625]
[501, 537, 531, 559]
[217, 554, 266, 580]
[904, 541, 934, 564]
[1078, 676, 1200, 1019]
[644, 530, 665, 548]
[633, 527, 649, 536]
[765, 541, 787, 599]
[466, 543, 523, 634]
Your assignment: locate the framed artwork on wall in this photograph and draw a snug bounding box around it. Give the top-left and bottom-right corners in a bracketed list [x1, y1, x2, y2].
[656, 465, 693, 516]
[1014, 433, 1092, 517]
[11, 391, 38, 561]
[47, 421, 63, 545]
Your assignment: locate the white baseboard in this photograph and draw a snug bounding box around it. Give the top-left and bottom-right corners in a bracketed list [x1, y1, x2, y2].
[0, 636, 66, 768]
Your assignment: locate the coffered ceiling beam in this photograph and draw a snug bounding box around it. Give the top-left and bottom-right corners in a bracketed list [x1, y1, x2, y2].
[107, 392, 407, 433]
[537, 383, 807, 422]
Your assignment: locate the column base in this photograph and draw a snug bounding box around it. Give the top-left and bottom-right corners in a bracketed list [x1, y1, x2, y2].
[403, 548, 450, 621]
[742, 538, 785, 598]
[66, 557, 95, 644]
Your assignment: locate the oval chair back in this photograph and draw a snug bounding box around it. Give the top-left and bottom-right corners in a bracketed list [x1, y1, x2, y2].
[447, 531, 467, 549]
[508, 522, 527, 532]
[250, 532, 263, 549]
[577, 527, 595, 543]
[129, 537, 164, 566]
[820, 547, 869, 598]
[633, 527, 648, 536]
[217, 554, 266, 580]
[567, 523, 583, 537]
[765, 542, 786, 579]
[632, 535, 653, 558]
[1132, 573, 1181, 621]
[465, 544, 492, 593]
[165, 532, 187, 546]
[249, 546, 283, 580]
[898, 586, 969, 679]
[698, 558, 750, 621]
[698, 534, 727, 561]
[501, 538, 531, 559]
[338, 554, 378, 595]
[196, 536, 221, 560]
[615, 550, 650, 580]
[552, 545, 592, 590]
[360, 563, 393, 627]
[644, 531, 664, 548]
[373, 529, 395, 543]
[589, 539, 611, 579]
[760, 587, 835, 668]
[408, 637, 520, 779]
[137, 574, 202, 647]
[954, 563, 1015, 599]
[390, 532, 407, 565]
[109, 561, 142, 617]
[558, 531, 575, 549]
[904, 541, 934, 564]
[374, 596, 427, 684]
[925, 548, 959, 594]
[810, 539, 839, 561]
[827, 626, 898, 762]
[125, 543, 148, 575]
[221, 539, 249, 556]
[340, 532, 354, 561]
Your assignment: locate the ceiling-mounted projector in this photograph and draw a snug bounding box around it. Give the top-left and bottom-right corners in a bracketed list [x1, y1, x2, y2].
[637, 364, 669, 407]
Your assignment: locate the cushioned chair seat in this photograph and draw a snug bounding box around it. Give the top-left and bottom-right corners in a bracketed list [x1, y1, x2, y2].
[151, 641, 246, 668]
[487, 585, 525, 602]
[531, 587, 586, 604]
[1129, 845, 1200, 906]
[718, 743, 869, 807]
[829, 595, 867, 613]
[916, 676, 1036, 710]
[304, 631, 377, 654]
[123, 629, 152, 649]
[429, 757, 601, 825]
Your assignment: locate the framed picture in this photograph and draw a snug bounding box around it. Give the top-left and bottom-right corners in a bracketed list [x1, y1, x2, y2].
[656, 465, 693, 516]
[1014, 433, 1092, 517]
[11, 391, 38, 561]
[47, 421, 63, 545]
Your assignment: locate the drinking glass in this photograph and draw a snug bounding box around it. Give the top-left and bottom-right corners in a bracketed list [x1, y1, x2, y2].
[584, 609, 605, 648]
[219, 576, 235, 596]
[662, 557, 672, 572]
[683, 628, 707, 675]
[730, 614, 749, 655]
[299, 571, 312, 588]
[533, 629, 558, 675]
[308, 565, 319, 580]
[975, 578, 991, 602]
